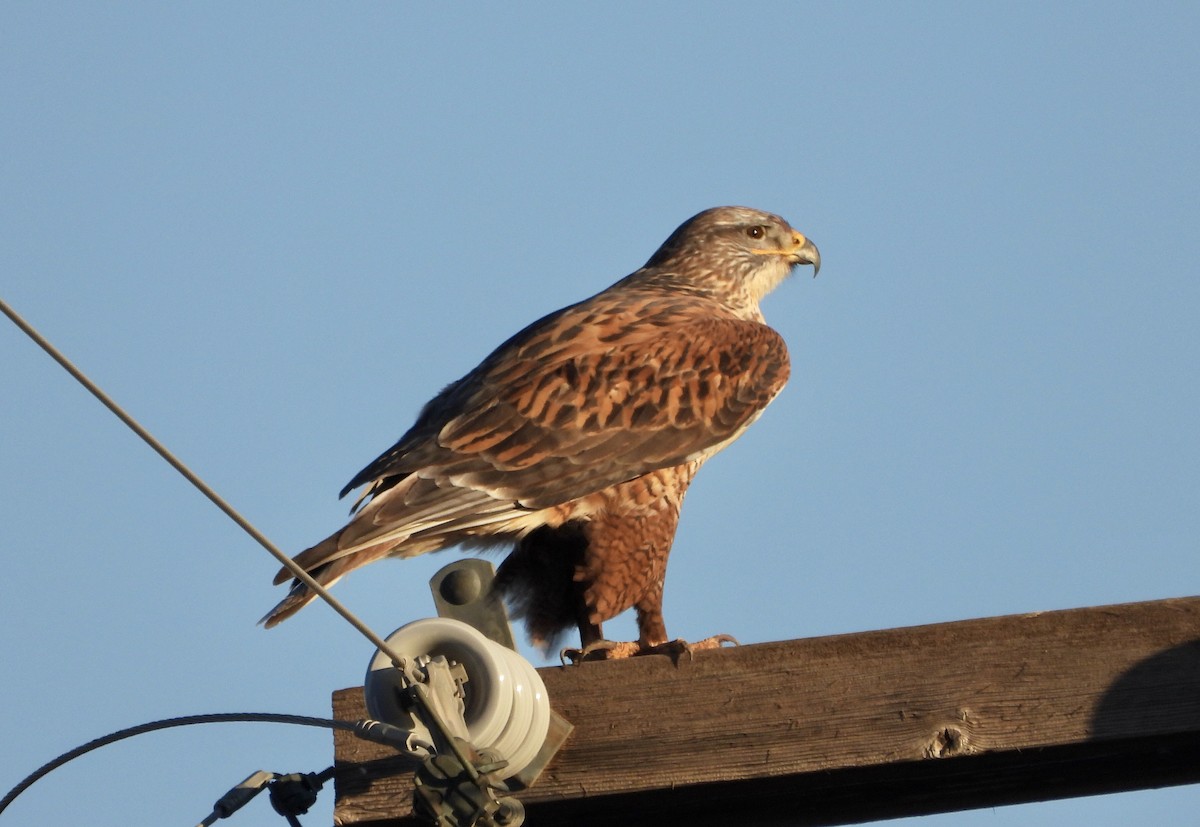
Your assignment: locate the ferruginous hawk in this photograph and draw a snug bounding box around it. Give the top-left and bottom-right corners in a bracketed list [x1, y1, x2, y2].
[264, 206, 820, 660]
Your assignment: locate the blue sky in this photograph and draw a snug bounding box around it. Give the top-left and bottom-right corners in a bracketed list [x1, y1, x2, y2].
[3, 3, 1198, 824]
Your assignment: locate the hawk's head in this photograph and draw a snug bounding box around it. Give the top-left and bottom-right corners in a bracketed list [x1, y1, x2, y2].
[638, 206, 820, 317]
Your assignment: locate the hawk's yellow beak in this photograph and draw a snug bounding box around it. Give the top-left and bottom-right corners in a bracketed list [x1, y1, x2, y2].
[792, 233, 820, 277]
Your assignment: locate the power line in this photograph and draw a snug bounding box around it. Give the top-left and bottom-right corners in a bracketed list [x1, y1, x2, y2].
[0, 712, 357, 818]
[0, 296, 407, 670]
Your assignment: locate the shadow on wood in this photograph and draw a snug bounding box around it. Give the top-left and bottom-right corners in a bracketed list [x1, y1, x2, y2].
[332, 596, 1200, 826]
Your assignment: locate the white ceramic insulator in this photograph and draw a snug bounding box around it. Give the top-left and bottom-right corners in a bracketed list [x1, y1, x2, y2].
[363, 617, 551, 779]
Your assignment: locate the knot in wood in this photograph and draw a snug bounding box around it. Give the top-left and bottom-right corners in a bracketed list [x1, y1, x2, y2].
[925, 725, 970, 758]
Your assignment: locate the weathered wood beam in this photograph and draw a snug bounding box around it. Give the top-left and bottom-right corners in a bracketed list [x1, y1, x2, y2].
[332, 596, 1200, 825]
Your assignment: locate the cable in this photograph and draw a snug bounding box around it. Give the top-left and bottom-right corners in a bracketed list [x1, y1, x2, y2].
[0, 296, 408, 670]
[0, 712, 362, 819]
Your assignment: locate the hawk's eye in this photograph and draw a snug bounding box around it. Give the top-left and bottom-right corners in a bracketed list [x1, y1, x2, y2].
[746, 226, 765, 240]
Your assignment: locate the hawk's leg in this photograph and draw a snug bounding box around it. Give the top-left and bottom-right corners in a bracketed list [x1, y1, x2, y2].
[635, 591, 739, 657]
[560, 583, 666, 663]
[560, 476, 739, 663]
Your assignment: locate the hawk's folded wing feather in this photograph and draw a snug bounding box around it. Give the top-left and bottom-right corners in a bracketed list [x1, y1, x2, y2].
[352, 309, 790, 521]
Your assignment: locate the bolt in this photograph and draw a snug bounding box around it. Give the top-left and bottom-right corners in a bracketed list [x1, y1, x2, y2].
[441, 567, 482, 604]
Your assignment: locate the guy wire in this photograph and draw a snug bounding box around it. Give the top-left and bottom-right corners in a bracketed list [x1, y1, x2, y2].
[0, 296, 409, 671]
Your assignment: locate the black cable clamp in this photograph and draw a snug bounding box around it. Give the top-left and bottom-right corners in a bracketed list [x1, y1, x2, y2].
[269, 768, 335, 822]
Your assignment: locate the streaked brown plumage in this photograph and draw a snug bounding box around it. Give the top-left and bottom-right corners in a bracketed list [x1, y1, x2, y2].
[264, 206, 820, 658]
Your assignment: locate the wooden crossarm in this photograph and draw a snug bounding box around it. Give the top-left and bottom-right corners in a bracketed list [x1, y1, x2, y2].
[332, 596, 1200, 826]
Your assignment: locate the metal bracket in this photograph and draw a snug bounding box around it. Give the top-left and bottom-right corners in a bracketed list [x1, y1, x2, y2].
[413, 753, 525, 827]
[505, 710, 573, 792]
[429, 559, 517, 651]
[397, 655, 472, 755]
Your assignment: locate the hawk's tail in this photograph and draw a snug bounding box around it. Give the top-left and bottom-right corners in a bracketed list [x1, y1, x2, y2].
[259, 565, 336, 628]
[259, 530, 393, 628]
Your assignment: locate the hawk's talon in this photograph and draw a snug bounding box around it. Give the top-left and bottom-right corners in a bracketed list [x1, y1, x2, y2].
[560, 634, 740, 665]
[560, 639, 641, 665]
[645, 634, 740, 663]
[696, 633, 740, 650]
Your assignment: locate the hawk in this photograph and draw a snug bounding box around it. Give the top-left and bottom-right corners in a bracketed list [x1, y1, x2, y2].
[264, 206, 820, 660]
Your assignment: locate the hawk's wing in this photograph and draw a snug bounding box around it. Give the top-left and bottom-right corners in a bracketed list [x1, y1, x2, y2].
[345, 303, 789, 531]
